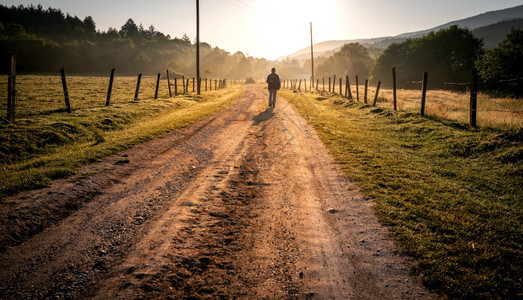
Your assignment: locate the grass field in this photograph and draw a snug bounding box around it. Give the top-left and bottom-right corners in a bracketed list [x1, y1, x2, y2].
[307, 83, 522, 129]
[280, 89, 522, 299]
[0, 75, 242, 198]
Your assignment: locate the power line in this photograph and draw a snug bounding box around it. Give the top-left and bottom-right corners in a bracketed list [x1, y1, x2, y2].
[223, 0, 274, 20]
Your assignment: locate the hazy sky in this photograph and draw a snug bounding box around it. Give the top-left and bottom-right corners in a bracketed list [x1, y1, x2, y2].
[3, 0, 523, 59]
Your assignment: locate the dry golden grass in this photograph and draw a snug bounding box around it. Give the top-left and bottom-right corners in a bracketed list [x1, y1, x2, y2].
[0, 75, 228, 118]
[305, 83, 522, 129]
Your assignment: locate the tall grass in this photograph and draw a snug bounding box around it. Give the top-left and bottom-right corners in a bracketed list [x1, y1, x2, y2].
[304, 83, 522, 129]
[0, 75, 225, 118]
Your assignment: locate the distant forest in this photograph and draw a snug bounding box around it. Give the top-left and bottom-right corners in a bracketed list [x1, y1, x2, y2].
[1, 4, 521, 96]
[0, 4, 274, 78]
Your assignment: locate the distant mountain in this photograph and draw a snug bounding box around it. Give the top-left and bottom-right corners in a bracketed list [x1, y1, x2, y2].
[280, 4, 523, 61]
[473, 18, 523, 48]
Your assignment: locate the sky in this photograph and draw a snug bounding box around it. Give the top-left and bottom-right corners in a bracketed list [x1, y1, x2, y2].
[3, 0, 523, 60]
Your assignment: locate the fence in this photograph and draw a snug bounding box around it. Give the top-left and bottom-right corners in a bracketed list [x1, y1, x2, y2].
[2, 54, 235, 122]
[282, 67, 522, 129]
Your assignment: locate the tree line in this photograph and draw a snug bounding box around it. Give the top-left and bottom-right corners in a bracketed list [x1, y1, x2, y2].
[0, 4, 274, 78]
[1, 4, 521, 97]
[314, 25, 522, 97]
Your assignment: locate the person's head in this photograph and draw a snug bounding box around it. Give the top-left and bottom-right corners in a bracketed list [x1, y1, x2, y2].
[271, 67, 276, 74]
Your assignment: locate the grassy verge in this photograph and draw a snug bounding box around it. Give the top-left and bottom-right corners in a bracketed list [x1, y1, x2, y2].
[279, 89, 522, 299]
[0, 84, 243, 198]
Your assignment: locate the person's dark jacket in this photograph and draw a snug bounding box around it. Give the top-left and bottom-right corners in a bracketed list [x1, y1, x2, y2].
[266, 73, 281, 90]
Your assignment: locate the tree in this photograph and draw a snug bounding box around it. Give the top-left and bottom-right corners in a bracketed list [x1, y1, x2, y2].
[476, 28, 523, 98]
[317, 43, 373, 79]
[370, 26, 483, 88]
[83, 16, 96, 34]
[181, 34, 191, 45]
[120, 18, 138, 38]
[237, 57, 252, 78]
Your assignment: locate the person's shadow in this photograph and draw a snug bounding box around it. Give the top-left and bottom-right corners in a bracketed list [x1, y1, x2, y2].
[252, 107, 275, 125]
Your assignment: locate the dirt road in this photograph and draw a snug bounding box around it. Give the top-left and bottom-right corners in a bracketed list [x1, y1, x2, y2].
[0, 85, 435, 299]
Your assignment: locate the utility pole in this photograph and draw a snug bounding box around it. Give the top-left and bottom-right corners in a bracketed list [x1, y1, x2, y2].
[310, 22, 314, 88]
[196, 0, 201, 95]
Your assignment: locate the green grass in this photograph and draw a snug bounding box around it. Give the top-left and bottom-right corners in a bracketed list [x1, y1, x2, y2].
[279, 89, 522, 299]
[0, 75, 242, 198]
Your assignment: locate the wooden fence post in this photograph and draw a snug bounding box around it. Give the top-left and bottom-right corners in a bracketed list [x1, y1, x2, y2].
[60, 68, 71, 113]
[155, 73, 161, 99]
[470, 69, 478, 128]
[339, 78, 342, 95]
[305, 79, 307, 91]
[421, 72, 428, 116]
[322, 78, 325, 92]
[333, 75, 336, 94]
[134, 73, 142, 101]
[205, 78, 208, 91]
[106, 68, 115, 106]
[175, 78, 178, 95]
[355, 75, 359, 101]
[392, 67, 397, 111]
[215, 79, 217, 91]
[316, 79, 319, 91]
[347, 76, 353, 99]
[364, 79, 368, 104]
[298, 79, 302, 91]
[344, 76, 348, 98]
[373, 81, 381, 107]
[328, 77, 331, 93]
[166, 70, 172, 97]
[7, 53, 16, 123]
[186, 79, 189, 93]
[192, 78, 195, 92]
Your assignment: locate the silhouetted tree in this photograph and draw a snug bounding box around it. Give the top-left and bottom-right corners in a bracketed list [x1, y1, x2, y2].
[316, 42, 373, 79]
[476, 28, 523, 98]
[371, 26, 483, 88]
[120, 18, 139, 39]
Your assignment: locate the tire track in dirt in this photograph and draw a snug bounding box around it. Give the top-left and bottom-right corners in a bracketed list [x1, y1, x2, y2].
[0, 89, 257, 299]
[0, 85, 437, 299]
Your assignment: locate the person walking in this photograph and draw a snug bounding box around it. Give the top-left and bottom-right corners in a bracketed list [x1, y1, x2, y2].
[266, 67, 281, 107]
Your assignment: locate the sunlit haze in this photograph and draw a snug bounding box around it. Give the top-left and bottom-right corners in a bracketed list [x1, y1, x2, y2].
[3, 0, 523, 59]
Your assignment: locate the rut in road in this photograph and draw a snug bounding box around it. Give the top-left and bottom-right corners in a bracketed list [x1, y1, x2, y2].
[0, 85, 435, 299]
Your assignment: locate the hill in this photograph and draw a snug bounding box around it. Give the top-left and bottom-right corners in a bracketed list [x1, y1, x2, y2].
[473, 18, 523, 48]
[281, 4, 523, 61]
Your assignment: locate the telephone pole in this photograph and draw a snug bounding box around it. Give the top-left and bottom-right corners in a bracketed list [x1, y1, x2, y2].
[310, 22, 314, 88]
[196, 0, 201, 95]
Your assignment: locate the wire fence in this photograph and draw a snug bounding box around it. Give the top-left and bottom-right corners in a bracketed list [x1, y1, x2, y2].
[1, 57, 235, 122]
[282, 70, 522, 130]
